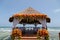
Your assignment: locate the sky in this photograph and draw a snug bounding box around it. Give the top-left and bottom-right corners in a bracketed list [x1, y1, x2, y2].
[0, 0, 60, 27]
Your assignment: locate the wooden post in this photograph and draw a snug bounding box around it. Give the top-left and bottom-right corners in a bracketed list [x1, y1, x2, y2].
[34, 23, 37, 27]
[23, 23, 25, 27]
[59, 33, 60, 40]
[46, 25, 47, 30]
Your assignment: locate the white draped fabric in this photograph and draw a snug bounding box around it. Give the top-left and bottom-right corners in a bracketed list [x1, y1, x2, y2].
[13, 18, 19, 27]
[13, 18, 22, 27]
[38, 19, 47, 28]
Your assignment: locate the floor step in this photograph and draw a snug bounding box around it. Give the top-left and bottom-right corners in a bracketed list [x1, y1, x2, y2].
[21, 37, 37, 40]
[21, 37, 44, 40]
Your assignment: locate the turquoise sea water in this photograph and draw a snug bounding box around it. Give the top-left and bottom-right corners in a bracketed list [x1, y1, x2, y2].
[0, 26, 60, 40]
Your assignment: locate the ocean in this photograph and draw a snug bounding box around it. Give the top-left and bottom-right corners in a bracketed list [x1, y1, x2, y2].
[0, 26, 60, 40]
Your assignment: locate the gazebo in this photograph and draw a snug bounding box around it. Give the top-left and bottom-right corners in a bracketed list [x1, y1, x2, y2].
[9, 7, 50, 40]
[9, 7, 50, 28]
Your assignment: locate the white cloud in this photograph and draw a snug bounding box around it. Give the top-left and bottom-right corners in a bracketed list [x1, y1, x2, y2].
[53, 9, 60, 13]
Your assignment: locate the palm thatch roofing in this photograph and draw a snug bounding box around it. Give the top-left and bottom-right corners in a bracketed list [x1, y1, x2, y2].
[9, 7, 50, 24]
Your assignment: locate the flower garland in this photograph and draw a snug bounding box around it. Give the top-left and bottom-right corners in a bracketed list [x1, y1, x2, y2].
[13, 14, 47, 22]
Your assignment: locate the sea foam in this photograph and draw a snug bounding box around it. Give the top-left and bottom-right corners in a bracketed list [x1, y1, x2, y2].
[48, 28, 60, 32]
[0, 28, 12, 32]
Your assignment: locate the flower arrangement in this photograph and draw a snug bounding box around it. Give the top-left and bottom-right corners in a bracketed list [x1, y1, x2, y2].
[11, 27, 22, 40]
[13, 14, 47, 21]
[37, 29, 49, 40]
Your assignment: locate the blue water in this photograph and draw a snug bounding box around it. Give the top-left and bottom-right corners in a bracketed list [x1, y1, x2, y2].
[0, 26, 60, 40]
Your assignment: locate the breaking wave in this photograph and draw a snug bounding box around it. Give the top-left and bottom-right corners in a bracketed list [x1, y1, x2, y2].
[48, 28, 60, 32]
[0, 28, 12, 32]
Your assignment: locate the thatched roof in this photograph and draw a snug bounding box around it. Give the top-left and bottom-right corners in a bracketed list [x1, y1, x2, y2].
[9, 7, 50, 24]
[18, 7, 40, 14]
